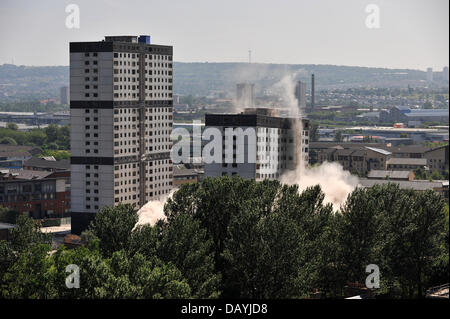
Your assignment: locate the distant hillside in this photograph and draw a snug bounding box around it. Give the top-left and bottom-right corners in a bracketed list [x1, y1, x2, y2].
[0, 64, 68, 102]
[0, 63, 428, 102]
[173, 62, 428, 96]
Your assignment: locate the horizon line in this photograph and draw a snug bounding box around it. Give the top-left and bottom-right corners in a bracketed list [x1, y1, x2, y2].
[2, 62, 448, 73]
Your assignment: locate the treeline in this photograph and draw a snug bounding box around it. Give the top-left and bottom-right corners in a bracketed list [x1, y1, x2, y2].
[414, 167, 449, 181]
[0, 102, 68, 113]
[0, 177, 448, 299]
[0, 123, 70, 159]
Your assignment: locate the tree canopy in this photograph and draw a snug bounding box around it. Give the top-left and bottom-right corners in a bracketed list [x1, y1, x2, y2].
[0, 177, 448, 299]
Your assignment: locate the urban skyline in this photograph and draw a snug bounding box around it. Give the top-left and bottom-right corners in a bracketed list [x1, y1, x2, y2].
[0, 0, 448, 304]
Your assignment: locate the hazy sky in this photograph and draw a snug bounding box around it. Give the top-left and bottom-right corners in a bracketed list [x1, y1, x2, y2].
[0, 0, 448, 70]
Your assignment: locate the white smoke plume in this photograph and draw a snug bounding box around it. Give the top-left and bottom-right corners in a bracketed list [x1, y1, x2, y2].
[275, 73, 359, 210]
[136, 190, 176, 226]
[280, 162, 359, 210]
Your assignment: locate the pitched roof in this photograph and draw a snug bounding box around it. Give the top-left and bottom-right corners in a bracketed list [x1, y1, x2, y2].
[0, 145, 42, 158]
[367, 170, 411, 179]
[365, 146, 392, 156]
[387, 158, 427, 165]
[335, 149, 355, 156]
[382, 146, 431, 154]
[173, 167, 199, 177]
[0, 169, 52, 180]
[359, 179, 443, 191]
[405, 110, 450, 117]
[23, 157, 70, 170]
[351, 150, 367, 157]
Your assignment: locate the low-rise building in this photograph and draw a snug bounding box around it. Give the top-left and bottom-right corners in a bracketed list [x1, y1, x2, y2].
[367, 170, 414, 181]
[386, 158, 427, 171]
[359, 178, 446, 198]
[423, 145, 449, 175]
[312, 144, 391, 176]
[23, 157, 70, 172]
[360, 106, 449, 125]
[0, 145, 42, 169]
[0, 169, 70, 219]
[173, 166, 200, 188]
[310, 142, 449, 176]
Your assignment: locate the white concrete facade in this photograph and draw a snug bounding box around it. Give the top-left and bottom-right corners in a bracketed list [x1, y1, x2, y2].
[70, 36, 173, 218]
[204, 113, 309, 181]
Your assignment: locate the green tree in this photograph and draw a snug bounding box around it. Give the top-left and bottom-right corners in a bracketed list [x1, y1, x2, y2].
[381, 190, 447, 298]
[6, 123, 18, 130]
[44, 124, 59, 144]
[8, 215, 52, 253]
[334, 130, 343, 142]
[336, 186, 382, 284]
[26, 129, 47, 146]
[1, 243, 55, 298]
[0, 240, 16, 283]
[0, 137, 17, 145]
[157, 214, 221, 298]
[87, 204, 139, 257]
[430, 170, 444, 180]
[0, 207, 19, 223]
[414, 167, 427, 180]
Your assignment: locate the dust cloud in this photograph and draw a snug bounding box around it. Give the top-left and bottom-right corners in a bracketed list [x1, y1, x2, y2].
[275, 73, 359, 209]
[136, 191, 175, 226]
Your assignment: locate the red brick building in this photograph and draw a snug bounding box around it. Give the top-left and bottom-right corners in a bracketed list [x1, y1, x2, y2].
[0, 169, 70, 219]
